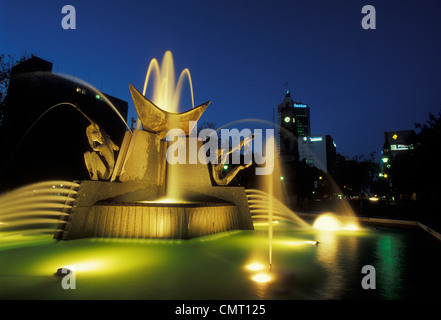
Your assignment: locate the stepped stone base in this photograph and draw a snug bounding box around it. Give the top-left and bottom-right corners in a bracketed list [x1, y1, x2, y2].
[62, 201, 239, 240]
[56, 180, 254, 240]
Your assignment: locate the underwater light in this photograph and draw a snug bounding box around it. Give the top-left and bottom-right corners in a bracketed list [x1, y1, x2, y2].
[251, 273, 272, 283]
[55, 261, 103, 275]
[313, 213, 360, 231]
[313, 213, 341, 231]
[55, 267, 73, 276]
[246, 262, 265, 271]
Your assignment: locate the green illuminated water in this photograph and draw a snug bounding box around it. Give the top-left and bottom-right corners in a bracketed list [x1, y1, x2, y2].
[0, 224, 440, 300]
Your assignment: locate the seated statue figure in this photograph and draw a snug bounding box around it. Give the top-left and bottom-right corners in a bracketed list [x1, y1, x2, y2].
[84, 123, 119, 180]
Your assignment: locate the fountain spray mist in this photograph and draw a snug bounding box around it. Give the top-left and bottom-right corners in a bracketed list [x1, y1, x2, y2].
[55, 73, 132, 133]
[0, 181, 79, 240]
[139, 51, 195, 201]
[257, 137, 280, 272]
[268, 166, 273, 272]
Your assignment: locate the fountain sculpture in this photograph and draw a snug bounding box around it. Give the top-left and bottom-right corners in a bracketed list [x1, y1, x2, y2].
[51, 53, 254, 240]
[0, 53, 378, 301]
[0, 51, 357, 244]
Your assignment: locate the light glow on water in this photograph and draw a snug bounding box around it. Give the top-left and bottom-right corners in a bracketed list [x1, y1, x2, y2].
[277, 240, 318, 247]
[246, 262, 265, 271]
[62, 261, 103, 273]
[0, 227, 439, 300]
[251, 272, 272, 283]
[341, 224, 360, 231]
[313, 213, 360, 232]
[313, 214, 341, 231]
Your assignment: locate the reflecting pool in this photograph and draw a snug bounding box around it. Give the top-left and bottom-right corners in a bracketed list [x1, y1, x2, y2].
[1, 223, 440, 300]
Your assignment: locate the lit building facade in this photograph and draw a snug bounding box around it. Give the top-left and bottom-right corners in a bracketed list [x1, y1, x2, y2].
[380, 129, 416, 179]
[384, 130, 416, 157]
[276, 90, 311, 160]
[298, 134, 337, 174]
[277, 90, 299, 161]
[293, 102, 311, 137]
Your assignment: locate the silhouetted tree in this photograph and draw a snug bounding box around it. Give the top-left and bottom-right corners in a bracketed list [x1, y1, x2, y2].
[385, 108, 441, 205]
[333, 152, 380, 198]
[412, 109, 441, 203]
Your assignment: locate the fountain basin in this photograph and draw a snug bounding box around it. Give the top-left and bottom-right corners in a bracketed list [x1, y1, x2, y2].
[60, 201, 239, 240]
[2, 223, 441, 300]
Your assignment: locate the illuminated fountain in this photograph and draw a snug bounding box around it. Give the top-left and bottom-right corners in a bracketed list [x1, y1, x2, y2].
[0, 51, 382, 300]
[0, 51, 257, 242]
[241, 132, 361, 285]
[0, 181, 79, 239]
[295, 142, 361, 232]
[55, 51, 256, 240]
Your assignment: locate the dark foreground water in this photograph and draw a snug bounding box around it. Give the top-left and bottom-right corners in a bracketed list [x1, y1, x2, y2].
[0, 223, 440, 300]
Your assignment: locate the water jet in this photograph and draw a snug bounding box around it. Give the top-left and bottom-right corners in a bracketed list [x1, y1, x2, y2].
[1, 52, 433, 301]
[52, 52, 254, 240]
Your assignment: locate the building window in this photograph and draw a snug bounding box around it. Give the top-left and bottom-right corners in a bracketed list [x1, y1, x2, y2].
[76, 87, 86, 95]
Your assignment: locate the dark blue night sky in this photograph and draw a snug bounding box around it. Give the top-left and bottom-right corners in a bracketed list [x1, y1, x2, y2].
[1, 0, 441, 158]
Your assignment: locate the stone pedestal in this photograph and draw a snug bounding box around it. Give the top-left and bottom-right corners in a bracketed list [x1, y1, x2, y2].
[61, 201, 239, 240]
[57, 130, 254, 240]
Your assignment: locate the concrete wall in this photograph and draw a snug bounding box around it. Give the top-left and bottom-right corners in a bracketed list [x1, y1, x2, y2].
[298, 212, 441, 241]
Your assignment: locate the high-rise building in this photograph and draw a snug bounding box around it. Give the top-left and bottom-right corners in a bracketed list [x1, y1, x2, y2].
[276, 90, 311, 161]
[380, 129, 416, 179]
[293, 102, 311, 137]
[298, 134, 337, 174]
[384, 130, 416, 157]
[277, 90, 299, 161]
